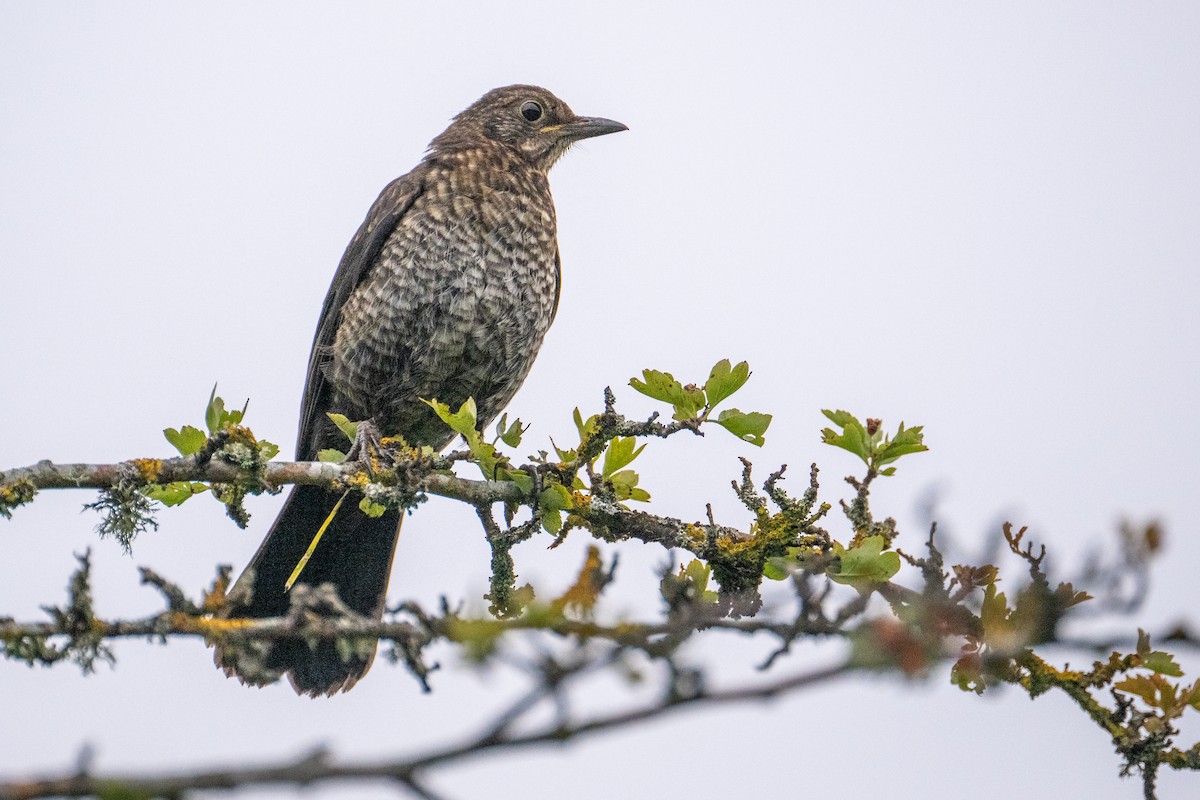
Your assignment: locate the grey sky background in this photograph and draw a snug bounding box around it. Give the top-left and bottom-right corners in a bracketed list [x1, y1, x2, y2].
[3, 3, 1200, 797]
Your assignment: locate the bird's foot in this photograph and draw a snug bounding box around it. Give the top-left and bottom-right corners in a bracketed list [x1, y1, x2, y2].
[346, 418, 387, 474]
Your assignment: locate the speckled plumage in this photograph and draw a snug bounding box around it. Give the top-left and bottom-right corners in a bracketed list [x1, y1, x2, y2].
[216, 86, 625, 696]
[323, 145, 560, 451]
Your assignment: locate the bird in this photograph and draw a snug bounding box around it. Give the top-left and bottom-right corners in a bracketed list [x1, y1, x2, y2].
[215, 85, 626, 696]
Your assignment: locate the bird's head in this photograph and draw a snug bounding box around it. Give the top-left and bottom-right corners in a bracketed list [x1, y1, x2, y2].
[430, 85, 627, 171]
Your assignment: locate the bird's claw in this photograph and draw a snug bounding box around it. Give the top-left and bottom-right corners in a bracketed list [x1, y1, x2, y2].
[346, 419, 387, 474]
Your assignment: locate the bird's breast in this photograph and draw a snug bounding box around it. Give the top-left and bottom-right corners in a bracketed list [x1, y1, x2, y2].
[327, 163, 560, 444]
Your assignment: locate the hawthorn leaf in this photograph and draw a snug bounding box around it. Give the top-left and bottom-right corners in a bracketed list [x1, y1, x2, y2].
[326, 413, 359, 444]
[164, 425, 206, 457]
[829, 535, 901, 588]
[714, 409, 772, 447]
[820, 409, 870, 463]
[703, 359, 750, 409]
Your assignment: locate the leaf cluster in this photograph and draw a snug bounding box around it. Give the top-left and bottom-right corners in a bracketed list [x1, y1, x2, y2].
[146, 385, 281, 526]
[820, 409, 927, 476]
[630, 359, 771, 446]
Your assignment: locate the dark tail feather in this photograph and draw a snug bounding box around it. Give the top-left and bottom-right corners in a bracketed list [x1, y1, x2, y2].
[215, 484, 402, 696]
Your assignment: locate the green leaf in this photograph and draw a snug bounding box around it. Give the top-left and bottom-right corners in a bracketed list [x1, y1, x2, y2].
[874, 422, 928, 466]
[629, 369, 706, 418]
[820, 412, 928, 473]
[359, 497, 388, 518]
[683, 559, 709, 588]
[602, 436, 646, 479]
[714, 409, 772, 447]
[573, 407, 600, 441]
[205, 385, 223, 434]
[425, 397, 495, 477]
[500, 469, 534, 494]
[607, 468, 638, 486]
[164, 425, 206, 457]
[703, 359, 750, 409]
[979, 583, 1011, 638]
[1137, 633, 1183, 676]
[762, 562, 787, 581]
[143, 482, 207, 507]
[423, 397, 478, 439]
[204, 386, 248, 434]
[228, 400, 247, 427]
[607, 469, 650, 502]
[549, 437, 578, 463]
[469, 439, 506, 481]
[326, 413, 359, 444]
[539, 483, 573, 534]
[822, 408, 861, 430]
[317, 449, 347, 463]
[259, 441, 280, 461]
[829, 535, 901, 588]
[763, 558, 791, 581]
[763, 546, 809, 581]
[1143, 650, 1184, 677]
[495, 414, 527, 447]
[820, 409, 870, 464]
[675, 559, 719, 605]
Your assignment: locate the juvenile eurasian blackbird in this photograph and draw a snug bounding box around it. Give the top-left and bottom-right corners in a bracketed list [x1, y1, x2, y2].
[217, 85, 625, 695]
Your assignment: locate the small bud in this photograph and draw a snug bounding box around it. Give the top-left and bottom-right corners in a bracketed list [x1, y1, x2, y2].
[1144, 521, 1163, 553]
[866, 418, 882, 435]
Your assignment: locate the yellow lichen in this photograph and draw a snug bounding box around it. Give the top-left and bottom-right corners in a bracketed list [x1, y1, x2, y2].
[200, 575, 231, 612]
[0, 478, 37, 513]
[345, 471, 372, 490]
[224, 425, 259, 446]
[703, 514, 799, 596]
[170, 612, 254, 636]
[130, 458, 164, 483]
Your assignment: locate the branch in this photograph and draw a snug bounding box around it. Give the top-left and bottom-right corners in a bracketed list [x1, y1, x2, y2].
[0, 456, 754, 569]
[0, 605, 853, 652]
[0, 458, 522, 505]
[0, 661, 853, 800]
[0, 556, 857, 681]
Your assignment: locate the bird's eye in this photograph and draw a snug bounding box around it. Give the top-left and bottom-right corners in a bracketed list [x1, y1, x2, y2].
[520, 101, 544, 123]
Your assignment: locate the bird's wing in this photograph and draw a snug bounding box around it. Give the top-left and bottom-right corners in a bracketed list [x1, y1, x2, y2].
[550, 247, 562, 326]
[296, 171, 427, 459]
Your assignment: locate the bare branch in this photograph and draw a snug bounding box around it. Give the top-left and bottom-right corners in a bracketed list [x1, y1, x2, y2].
[0, 661, 853, 800]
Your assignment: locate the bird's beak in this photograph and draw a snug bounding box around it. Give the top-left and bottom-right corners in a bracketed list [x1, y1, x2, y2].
[553, 116, 629, 141]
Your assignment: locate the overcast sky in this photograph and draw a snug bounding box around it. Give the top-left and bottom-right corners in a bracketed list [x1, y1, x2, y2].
[3, 3, 1200, 798]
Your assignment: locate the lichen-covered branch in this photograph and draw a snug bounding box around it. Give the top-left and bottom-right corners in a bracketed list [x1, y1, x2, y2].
[0, 456, 523, 504]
